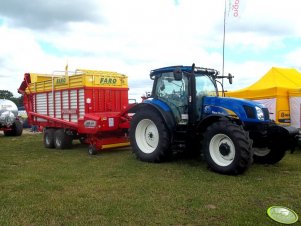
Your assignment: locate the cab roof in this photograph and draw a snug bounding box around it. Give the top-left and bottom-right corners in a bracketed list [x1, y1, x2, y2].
[150, 65, 219, 78]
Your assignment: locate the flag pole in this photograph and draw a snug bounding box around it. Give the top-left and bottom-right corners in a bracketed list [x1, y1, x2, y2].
[65, 62, 68, 77]
[222, 0, 227, 88]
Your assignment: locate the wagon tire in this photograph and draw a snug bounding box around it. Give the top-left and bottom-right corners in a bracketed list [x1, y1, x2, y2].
[3, 129, 13, 136]
[54, 129, 72, 149]
[79, 136, 87, 144]
[44, 128, 56, 148]
[129, 109, 171, 163]
[3, 120, 23, 136]
[13, 120, 23, 136]
[202, 120, 253, 175]
[88, 145, 98, 155]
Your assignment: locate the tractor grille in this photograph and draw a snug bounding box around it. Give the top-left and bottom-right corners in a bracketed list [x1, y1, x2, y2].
[243, 105, 256, 119]
[243, 105, 270, 120]
[262, 108, 270, 120]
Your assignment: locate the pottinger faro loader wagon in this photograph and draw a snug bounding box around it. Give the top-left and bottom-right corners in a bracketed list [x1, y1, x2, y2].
[18, 69, 133, 155]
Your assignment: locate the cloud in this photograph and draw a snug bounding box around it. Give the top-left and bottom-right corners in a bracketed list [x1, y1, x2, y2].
[0, 0, 300, 99]
[226, 0, 301, 35]
[284, 48, 301, 67]
[0, 0, 102, 30]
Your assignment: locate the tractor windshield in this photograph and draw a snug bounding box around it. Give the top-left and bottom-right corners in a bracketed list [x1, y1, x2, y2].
[194, 73, 218, 121]
[195, 74, 218, 97]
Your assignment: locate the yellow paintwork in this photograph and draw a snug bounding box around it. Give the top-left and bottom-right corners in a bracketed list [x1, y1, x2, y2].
[102, 142, 130, 149]
[25, 69, 128, 93]
[225, 67, 301, 125]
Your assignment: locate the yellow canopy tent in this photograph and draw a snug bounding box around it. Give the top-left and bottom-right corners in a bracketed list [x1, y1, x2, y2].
[288, 88, 301, 128]
[225, 67, 301, 126]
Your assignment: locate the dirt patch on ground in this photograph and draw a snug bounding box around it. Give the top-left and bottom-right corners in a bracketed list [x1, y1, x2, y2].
[0, 128, 41, 136]
[23, 128, 41, 134]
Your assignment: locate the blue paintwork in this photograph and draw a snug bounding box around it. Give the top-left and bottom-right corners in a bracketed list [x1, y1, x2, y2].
[203, 96, 269, 123]
[150, 65, 215, 77]
[151, 65, 191, 74]
[148, 65, 270, 124]
[143, 99, 171, 112]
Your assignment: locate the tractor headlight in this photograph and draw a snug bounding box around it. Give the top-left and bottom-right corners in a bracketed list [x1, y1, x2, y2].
[255, 106, 264, 121]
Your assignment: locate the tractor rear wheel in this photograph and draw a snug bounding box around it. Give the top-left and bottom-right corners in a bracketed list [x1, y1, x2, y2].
[203, 120, 253, 175]
[130, 109, 171, 162]
[44, 128, 55, 148]
[253, 146, 286, 164]
[54, 129, 72, 149]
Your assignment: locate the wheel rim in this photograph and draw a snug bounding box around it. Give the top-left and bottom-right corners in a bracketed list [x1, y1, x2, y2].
[88, 146, 94, 155]
[209, 134, 235, 166]
[45, 134, 51, 145]
[135, 119, 159, 154]
[55, 137, 61, 147]
[254, 148, 271, 157]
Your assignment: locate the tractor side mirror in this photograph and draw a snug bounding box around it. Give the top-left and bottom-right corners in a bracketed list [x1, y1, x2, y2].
[228, 73, 233, 84]
[173, 69, 183, 81]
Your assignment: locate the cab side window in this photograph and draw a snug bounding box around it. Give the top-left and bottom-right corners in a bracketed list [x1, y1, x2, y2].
[156, 73, 188, 108]
[156, 72, 189, 122]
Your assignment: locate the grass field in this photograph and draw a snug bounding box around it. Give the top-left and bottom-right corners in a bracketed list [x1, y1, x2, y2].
[1, 132, 301, 226]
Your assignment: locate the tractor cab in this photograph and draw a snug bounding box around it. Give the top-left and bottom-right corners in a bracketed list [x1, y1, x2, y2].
[150, 65, 225, 124]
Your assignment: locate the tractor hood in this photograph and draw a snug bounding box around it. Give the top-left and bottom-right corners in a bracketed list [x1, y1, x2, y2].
[203, 96, 270, 123]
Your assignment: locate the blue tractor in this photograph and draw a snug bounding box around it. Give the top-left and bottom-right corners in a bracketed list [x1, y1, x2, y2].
[129, 64, 299, 174]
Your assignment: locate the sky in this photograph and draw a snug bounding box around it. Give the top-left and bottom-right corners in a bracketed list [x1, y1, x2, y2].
[0, 0, 300, 101]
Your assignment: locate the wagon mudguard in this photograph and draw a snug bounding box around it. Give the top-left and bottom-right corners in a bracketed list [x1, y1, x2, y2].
[129, 99, 176, 133]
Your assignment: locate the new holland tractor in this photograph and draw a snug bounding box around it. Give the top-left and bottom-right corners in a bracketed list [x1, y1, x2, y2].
[129, 64, 299, 174]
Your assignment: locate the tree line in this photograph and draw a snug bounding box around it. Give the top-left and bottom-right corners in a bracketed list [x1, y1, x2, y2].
[0, 90, 23, 107]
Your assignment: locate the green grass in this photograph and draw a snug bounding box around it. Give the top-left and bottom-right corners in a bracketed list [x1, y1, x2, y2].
[1, 133, 301, 226]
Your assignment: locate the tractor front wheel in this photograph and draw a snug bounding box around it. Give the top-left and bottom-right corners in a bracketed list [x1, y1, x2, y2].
[129, 109, 171, 162]
[203, 120, 253, 175]
[253, 147, 286, 164]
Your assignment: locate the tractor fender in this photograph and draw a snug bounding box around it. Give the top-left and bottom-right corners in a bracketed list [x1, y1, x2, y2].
[129, 101, 176, 133]
[197, 115, 242, 133]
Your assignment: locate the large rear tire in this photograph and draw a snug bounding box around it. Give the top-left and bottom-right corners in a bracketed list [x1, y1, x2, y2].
[202, 120, 253, 175]
[253, 147, 286, 164]
[129, 109, 171, 162]
[54, 129, 72, 149]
